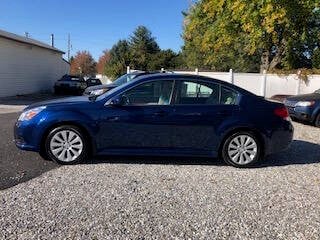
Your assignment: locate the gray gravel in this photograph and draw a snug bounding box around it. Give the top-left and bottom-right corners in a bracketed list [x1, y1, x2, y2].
[1, 122, 320, 239]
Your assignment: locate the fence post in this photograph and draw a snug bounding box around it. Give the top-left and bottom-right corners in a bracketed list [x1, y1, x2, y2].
[195, 68, 199, 75]
[261, 70, 267, 97]
[229, 69, 234, 84]
[296, 70, 301, 95]
[127, 66, 130, 74]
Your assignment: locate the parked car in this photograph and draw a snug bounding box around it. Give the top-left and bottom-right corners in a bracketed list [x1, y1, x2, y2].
[86, 78, 102, 87]
[84, 70, 173, 96]
[54, 75, 87, 95]
[284, 89, 320, 127]
[14, 74, 293, 167]
[84, 71, 146, 96]
[270, 94, 293, 103]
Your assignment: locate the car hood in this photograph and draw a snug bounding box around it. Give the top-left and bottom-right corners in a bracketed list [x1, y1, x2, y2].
[286, 93, 320, 102]
[85, 83, 119, 92]
[25, 96, 91, 110]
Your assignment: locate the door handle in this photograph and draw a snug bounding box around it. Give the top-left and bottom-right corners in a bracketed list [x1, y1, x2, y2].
[106, 116, 120, 122]
[217, 110, 230, 116]
[153, 111, 167, 117]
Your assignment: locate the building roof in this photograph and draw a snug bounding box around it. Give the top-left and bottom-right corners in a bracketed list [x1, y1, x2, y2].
[0, 29, 65, 54]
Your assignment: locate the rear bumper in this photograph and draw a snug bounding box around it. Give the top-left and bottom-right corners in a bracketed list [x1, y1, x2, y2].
[54, 86, 84, 94]
[265, 121, 294, 155]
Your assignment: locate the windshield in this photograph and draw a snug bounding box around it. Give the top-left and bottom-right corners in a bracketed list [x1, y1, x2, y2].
[113, 73, 138, 85]
[315, 89, 320, 94]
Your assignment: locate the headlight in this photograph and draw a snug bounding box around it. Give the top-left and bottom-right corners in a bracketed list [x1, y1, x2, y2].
[18, 106, 46, 121]
[295, 101, 315, 107]
[90, 89, 107, 96]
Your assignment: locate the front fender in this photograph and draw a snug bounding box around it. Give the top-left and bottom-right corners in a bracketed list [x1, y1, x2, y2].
[32, 110, 99, 151]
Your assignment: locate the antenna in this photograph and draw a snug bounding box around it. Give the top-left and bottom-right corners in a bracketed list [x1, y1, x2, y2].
[67, 33, 71, 61]
[50, 34, 54, 47]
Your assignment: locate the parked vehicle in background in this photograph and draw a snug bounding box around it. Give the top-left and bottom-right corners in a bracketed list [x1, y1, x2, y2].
[15, 73, 293, 167]
[84, 70, 173, 96]
[54, 75, 87, 95]
[284, 89, 320, 127]
[86, 78, 102, 87]
[270, 94, 293, 103]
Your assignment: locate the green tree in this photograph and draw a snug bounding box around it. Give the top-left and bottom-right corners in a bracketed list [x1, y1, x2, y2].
[104, 40, 131, 79]
[183, 0, 320, 72]
[129, 26, 161, 70]
[148, 49, 179, 70]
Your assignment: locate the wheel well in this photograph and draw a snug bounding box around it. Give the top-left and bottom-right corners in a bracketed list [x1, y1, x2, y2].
[218, 127, 265, 158]
[313, 109, 320, 122]
[40, 122, 94, 155]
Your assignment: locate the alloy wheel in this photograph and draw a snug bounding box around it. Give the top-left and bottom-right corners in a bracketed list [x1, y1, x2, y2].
[49, 130, 83, 162]
[227, 134, 258, 165]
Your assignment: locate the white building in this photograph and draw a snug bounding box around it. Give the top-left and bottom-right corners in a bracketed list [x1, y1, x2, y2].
[0, 29, 70, 97]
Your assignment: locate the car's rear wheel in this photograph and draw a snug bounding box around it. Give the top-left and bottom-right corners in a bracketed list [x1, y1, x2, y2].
[314, 113, 320, 128]
[222, 131, 261, 167]
[44, 125, 88, 164]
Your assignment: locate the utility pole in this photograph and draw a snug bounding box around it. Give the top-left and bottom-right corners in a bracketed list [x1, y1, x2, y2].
[67, 33, 71, 61]
[50, 34, 54, 47]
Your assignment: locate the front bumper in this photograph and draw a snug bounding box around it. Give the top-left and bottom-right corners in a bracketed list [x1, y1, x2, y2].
[14, 120, 40, 152]
[286, 106, 314, 122]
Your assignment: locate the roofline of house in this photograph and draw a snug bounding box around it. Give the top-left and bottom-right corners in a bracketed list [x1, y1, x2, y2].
[0, 29, 65, 54]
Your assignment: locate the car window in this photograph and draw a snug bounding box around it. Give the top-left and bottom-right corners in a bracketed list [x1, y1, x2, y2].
[176, 81, 219, 105]
[121, 80, 174, 106]
[220, 87, 238, 105]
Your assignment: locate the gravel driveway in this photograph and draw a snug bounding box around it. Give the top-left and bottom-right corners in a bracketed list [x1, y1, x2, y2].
[1, 113, 320, 239]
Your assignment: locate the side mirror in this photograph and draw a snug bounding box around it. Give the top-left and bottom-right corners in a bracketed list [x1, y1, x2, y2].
[109, 95, 123, 106]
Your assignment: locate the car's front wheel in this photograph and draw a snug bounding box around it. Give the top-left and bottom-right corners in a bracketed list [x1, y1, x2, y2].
[221, 131, 262, 167]
[44, 125, 88, 164]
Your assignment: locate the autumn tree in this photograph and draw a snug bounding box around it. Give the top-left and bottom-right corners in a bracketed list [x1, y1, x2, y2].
[183, 0, 320, 72]
[96, 50, 111, 74]
[70, 51, 96, 76]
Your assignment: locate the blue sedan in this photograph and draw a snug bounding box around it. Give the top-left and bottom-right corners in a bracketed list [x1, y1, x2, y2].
[14, 74, 293, 167]
[284, 89, 320, 127]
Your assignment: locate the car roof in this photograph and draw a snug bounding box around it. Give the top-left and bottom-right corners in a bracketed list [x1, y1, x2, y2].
[132, 73, 256, 96]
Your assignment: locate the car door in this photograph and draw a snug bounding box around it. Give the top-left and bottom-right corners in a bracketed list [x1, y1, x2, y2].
[169, 79, 240, 155]
[97, 79, 176, 154]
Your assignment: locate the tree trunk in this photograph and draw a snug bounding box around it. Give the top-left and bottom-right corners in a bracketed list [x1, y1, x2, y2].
[269, 39, 287, 71]
[260, 50, 270, 73]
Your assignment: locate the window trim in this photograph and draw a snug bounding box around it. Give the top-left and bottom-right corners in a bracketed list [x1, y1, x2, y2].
[171, 79, 240, 106]
[105, 79, 177, 107]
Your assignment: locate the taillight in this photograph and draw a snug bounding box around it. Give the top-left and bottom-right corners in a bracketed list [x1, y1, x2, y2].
[274, 106, 290, 120]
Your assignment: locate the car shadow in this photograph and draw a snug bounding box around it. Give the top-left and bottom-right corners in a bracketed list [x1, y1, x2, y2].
[0, 112, 60, 190]
[258, 140, 320, 167]
[86, 140, 320, 168]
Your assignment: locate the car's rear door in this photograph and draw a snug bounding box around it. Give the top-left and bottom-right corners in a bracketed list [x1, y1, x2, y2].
[169, 79, 240, 156]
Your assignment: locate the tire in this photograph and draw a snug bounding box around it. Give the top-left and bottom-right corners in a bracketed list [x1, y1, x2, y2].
[221, 131, 262, 168]
[44, 125, 88, 165]
[314, 113, 320, 128]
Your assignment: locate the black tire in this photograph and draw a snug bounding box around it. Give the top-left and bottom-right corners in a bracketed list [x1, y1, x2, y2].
[314, 113, 320, 128]
[54, 88, 61, 95]
[221, 131, 262, 168]
[44, 125, 88, 165]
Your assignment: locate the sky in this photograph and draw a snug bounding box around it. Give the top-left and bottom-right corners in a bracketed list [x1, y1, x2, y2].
[0, 0, 190, 60]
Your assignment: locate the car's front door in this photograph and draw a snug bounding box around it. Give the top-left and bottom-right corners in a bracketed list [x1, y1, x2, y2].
[169, 80, 240, 156]
[98, 79, 176, 154]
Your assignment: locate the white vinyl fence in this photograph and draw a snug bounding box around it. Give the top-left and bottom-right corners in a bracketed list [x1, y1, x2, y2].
[174, 69, 320, 98]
